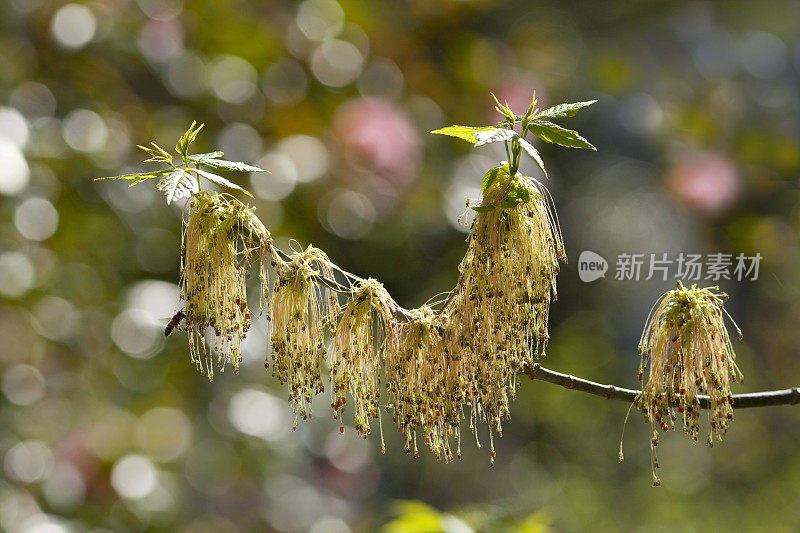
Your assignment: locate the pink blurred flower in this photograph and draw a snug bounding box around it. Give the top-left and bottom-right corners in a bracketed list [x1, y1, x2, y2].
[54, 430, 102, 497]
[137, 20, 184, 62]
[667, 152, 740, 215]
[329, 98, 420, 192]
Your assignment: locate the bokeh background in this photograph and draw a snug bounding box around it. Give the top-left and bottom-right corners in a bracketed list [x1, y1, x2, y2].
[2, 0, 800, 531]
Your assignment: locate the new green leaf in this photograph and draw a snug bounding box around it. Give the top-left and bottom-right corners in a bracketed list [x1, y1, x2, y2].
[196, 158, 268, 173]
[138, 142, 174, 164]
[534, 100, 597, 121]
[474, 128, 516, 147]
[490, 92, 516, 122]
[481, 165, 508, 194]
[194, 168, 254, 197]
[176, 121, 204, 157]
[188, 151, 224, 164]
[156, 169, 198, 204]
[94, 169, 174, 182]
[128, 175, 162, 187]
[499, 181, 532, 208]
[430, 125, 515, 146]
[529, 121, 596, 150]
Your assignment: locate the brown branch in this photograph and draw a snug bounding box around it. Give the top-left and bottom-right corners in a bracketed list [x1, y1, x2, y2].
[524, 363, 800, 409]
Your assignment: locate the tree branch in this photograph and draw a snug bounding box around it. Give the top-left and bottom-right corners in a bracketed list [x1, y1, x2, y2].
[524, 363, 800, 409]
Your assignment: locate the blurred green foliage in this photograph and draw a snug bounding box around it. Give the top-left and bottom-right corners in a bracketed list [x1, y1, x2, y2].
[1, 0, 800, 531]
[383, 501, 550, 533]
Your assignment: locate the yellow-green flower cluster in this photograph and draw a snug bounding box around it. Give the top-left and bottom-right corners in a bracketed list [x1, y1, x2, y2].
[638, 281, 743, 485]
[444, 171, 563, 443]
[330, 278, 392, 437]
[177, 170, 565, 464]
[181, 192, 270, 380]
[369, 170, 565, 463]
[269, 245, 338, 425]
[385, 306, 460, 460]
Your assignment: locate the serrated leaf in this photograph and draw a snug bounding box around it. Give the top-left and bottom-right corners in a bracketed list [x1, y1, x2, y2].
[188, 151, 225, 164]
[529, 120, 596, 150]
[472, 205, 496, 213]
[481, 166, 506, 194]
[128, 175, 160, 187]
[494, 116, 525, 127]
[137, 143, 173, 164]
[137, 144, 158, 157]
[474, 128, 516, 147]
[156, 169, 198, 205]
[513, 183, 531, 203]
[150, 142, 173, 163]
[490, 92, 515, 121]
[502, 182, 531, 207]
[518, 138, 548, 178]
[94, 169, 174, 182]
[534, 100, 597, 121]
[431, 125, 515, 146]
[431, 125, 493, 143]
[196, 158, 267, 173]
[194, 168, 254, 197]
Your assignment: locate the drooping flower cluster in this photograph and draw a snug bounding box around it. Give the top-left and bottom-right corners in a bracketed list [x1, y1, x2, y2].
[181, 192, 270, 380]
[175, 166, 568, 464]
[444, 168, 564, 441]
[637, 281, 743, 485]
[384, 306, 460, 460]
[330, 278, 392, 437]
[174, 184, 749, 478]
[269, 245, 338, 425]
